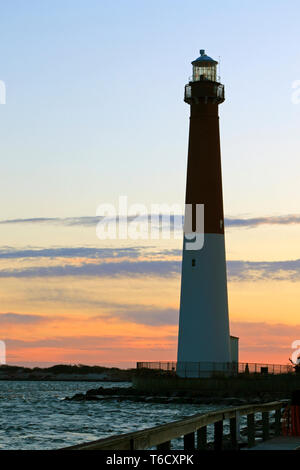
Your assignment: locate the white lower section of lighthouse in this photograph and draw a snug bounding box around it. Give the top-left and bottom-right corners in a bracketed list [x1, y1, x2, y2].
[177, 233, 231, 377]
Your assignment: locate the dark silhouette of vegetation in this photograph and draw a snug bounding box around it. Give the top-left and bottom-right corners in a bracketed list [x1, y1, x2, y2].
[0, 363, 136, 380]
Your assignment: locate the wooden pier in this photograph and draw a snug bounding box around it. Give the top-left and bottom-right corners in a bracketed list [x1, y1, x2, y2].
[62, 400, 293, 451]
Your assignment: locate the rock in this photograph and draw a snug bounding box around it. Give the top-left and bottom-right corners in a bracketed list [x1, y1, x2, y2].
[221, 397, 248, 406]
[85, 395, 101, 401]
[145, 396, 155, 402]
[70, 393, 85, 401]
[86, 388, 101, 396]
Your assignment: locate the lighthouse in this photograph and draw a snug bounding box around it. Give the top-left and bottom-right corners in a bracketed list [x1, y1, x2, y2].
[177, 50, 231, 377]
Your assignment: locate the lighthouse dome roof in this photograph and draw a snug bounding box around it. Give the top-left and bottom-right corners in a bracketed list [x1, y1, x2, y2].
[192, 49, 218, 66]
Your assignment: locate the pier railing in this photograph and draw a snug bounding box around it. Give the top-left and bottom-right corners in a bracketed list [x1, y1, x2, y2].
[62, 400, 288, 450]
[136, 361, 294, 377]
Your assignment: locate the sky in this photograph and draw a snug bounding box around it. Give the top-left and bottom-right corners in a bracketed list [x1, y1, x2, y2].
[0, 0, 300, 367]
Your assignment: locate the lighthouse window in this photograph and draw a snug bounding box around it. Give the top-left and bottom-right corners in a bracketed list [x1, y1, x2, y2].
[193, 65, 216, 82]
[185, 85, 191, 98]
[192, 259, 196, 267]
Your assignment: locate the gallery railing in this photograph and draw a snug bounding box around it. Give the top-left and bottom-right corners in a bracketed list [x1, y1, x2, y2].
[136, 361, 294, 376]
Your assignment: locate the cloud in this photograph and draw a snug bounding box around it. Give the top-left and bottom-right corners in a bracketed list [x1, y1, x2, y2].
[4, 334, 177, 350]
[0, 256, 300, 281]
[23, 287, 179, 327]
[0, 215, 173, 227]
[0, 242, 299, 282]
[0, 253, 300, 281]
[231, 321, 300, 339]
[0, 259, 181, 278]
[1, 214, 300, 229]
[0, 217, 100, 227]
[0, 304, 178, 328]
[227, 259, 300, 282]
[0, 246, 142, 260]
[95, 306, 179, 326]
[0, 313, 56, 324]
[225, 215, 300, 228]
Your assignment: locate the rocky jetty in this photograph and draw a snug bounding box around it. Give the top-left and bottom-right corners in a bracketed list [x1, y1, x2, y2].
[65, 385, 278, 405]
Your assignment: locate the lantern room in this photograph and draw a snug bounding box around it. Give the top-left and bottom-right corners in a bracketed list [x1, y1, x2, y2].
[191, 49, 218, 82]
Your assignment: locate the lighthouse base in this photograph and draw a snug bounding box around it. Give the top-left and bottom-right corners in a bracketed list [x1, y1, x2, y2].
[177, 234, 231, 376]
[176, 361, 237, 378]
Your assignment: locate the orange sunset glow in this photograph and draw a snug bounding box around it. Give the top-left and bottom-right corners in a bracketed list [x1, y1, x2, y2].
[1, 218, 300, 368]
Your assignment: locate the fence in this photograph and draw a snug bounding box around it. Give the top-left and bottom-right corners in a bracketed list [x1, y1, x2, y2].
[62, 400, 288, 450]
[136, 361, 294, 377]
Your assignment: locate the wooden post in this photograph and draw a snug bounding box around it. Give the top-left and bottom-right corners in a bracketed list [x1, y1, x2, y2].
[157, 441, 171, 450]
[262, 411, 269, 440]
[230, 412, 240, 449]
[214, 420, 223, 451]
[247, 413, 255, 448]
[129, 438, 134, 450]
[197, 426, 207, 450]
[275, 408, 281, 436]
[184, 432, 195, 450]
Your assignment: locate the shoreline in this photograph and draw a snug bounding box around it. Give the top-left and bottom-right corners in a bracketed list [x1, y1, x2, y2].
[0, 378, 131, 382]
[0, 377, 131, 382]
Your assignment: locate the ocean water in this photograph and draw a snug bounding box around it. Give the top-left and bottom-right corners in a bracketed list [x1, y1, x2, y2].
[0, 380, 224, 450]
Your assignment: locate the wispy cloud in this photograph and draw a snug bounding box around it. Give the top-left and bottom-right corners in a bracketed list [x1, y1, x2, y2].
[0, 255, 300, 281]
[94, 306, 179, 326]
[24, 288, 179, 326]
[231, 321, 300, 338]
[0, 216, 100, 227]
[227, 259, 300, 282]
[0, 259, 181, 278]
[0, 215, 173, 228]
[0, 246, 142, 260]
[0, 305, 178, 327]
[4, 334, 177, 350]
[0, 313, 61, 324]
[225, 215, 300, 228]
[1, 214, 300, 229]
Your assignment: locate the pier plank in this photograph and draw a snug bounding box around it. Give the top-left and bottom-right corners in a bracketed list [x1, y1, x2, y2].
[246, 436, 300, 450]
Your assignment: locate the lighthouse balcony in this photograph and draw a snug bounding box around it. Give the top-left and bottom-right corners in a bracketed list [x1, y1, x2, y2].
[184, 81, 224, 104]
